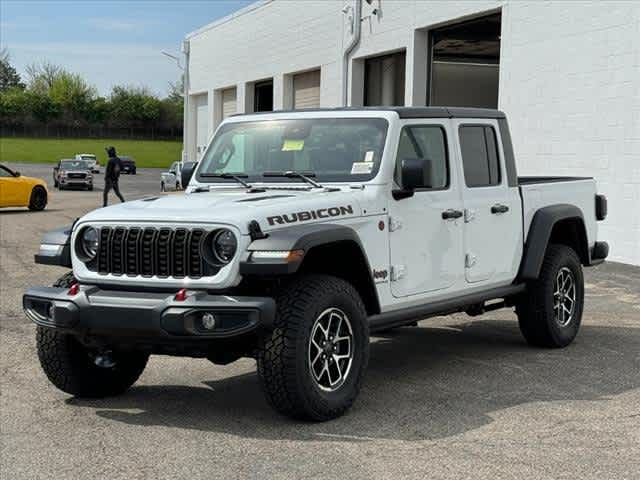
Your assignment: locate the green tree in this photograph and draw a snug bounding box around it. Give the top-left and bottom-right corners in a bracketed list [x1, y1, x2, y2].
[0, 49, 25, 92]
[109, 85, 161, 128]
[0, 88, 29, 126]
[25, 62, 62, 93]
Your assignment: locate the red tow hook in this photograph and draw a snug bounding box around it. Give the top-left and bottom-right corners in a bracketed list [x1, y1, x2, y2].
[67, 283, 80, 296]
[174, 288, 188, 301]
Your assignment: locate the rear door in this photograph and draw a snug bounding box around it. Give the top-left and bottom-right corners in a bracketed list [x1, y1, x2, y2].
[453, 120, 522, 285]
[388, 120, 465, 298]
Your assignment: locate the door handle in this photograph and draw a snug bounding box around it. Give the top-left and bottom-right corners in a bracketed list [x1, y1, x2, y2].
[442, 209, 463, 220]
[491, 204, 509, 214]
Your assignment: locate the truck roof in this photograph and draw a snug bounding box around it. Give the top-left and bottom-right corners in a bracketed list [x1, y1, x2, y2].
[235, 106, 506, 120]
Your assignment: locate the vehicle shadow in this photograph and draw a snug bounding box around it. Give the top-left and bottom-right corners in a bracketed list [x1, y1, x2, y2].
[67, 319, 640, 442]
[0, 208, 64, 215]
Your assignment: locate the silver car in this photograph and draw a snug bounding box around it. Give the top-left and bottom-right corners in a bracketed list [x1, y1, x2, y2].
[160, 161, 183, 192]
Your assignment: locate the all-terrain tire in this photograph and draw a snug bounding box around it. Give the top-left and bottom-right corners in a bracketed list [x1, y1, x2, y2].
[36, 272, 149, 398]
[516, 244, 584, 348]
[28, 186, 47, 211]
[257, 274, 369, 421]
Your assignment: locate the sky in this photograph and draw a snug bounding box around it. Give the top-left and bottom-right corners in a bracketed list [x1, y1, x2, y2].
[0, 0, 254, 96]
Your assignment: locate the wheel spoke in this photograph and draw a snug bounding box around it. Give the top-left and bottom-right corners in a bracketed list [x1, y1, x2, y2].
[332, 357, 343, 384]
[311, 350, 322, 369]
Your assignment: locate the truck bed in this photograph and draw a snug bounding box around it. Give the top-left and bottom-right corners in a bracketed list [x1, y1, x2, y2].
[519, 177, 598, 249]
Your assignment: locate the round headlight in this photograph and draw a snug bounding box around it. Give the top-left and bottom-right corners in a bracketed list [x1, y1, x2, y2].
[80, 227, 99, 259]
[212, 229, 237, 264]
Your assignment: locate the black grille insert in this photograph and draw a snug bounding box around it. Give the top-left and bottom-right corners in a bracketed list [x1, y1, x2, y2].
[95, 226, 207, 278]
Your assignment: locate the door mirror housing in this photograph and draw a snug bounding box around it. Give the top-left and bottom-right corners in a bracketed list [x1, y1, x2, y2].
[14, 171, 21, 177]
[181, 163, 196, 187]
[393, 158, 432, 199]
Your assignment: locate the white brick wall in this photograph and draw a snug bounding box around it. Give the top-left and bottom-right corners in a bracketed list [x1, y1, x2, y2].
[186, 0, 640, 265]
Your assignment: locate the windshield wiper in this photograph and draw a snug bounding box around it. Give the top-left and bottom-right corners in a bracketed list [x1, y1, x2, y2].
[263, 171, 323, 188]
[200, 172, 253, 189]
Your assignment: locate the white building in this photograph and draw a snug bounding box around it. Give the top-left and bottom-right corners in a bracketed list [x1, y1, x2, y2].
[183, 0, 640, 265]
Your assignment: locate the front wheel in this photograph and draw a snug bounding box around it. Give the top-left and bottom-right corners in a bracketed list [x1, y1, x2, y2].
[28, 186, 47, 211]
[516, 244, 584, 348]
[36, 272, 149, 398]
[257, 275, 369, 421]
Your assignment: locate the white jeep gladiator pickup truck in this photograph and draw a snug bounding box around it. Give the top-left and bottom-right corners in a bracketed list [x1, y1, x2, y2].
[24, 107, 608, 421]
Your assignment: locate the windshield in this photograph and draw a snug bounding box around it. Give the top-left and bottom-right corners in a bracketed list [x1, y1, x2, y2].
[61, 160, 89, 169]
[196, 118, 388, 184]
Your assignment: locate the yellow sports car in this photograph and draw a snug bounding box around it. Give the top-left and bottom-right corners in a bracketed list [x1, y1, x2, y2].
[0, 164, 48, 211]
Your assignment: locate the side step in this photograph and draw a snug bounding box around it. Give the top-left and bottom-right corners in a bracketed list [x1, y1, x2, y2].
[368, 284, 525, 333]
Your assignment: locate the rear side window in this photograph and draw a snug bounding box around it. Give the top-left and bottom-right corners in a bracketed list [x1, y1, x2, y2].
[459, 125, 501, 187]
[395, 125, 448, 189]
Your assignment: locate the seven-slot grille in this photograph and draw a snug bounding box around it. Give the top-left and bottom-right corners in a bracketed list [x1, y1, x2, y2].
[95, 226, 206, 278]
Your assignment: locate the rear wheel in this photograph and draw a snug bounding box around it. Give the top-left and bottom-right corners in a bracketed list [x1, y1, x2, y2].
[516, 244, 584, 348]
[257, 275, 369, 421]
[28, 186, 47, 211]
[36, 272, 149, 398]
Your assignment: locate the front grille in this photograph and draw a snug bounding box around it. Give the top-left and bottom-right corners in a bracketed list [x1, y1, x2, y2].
[68, 172, 86, 179]
[96, 226, 206, 278]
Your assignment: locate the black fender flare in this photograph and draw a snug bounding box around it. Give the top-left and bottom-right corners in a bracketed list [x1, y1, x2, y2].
[518, 204, 588, 281]
[240, 223, 367, 275]
[240, 222, 381, 314]
[34, 224, 73, 267]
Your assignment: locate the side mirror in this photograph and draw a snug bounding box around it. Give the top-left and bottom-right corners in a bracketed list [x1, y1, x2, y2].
[14, 171, 21, 177]
[393, 158, 432, 200]
[181, 163, 196, 187]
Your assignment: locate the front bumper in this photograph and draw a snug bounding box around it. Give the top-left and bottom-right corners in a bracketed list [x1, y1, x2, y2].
[60, 178, 92, 186]
[23, 285, 275, 340]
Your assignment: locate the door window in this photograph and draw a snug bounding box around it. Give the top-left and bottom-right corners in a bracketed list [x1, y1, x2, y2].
[395, 125, 448, 189]
[459, 125, 501, 187]
[0, 166, 14, 177]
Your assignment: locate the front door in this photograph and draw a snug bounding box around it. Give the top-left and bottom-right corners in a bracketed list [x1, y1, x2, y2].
[389, 121, 464, 297]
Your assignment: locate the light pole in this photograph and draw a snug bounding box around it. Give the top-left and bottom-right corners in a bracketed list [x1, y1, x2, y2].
[162, 46, 189, 162]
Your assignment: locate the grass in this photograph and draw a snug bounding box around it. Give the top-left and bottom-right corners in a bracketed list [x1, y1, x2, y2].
[0, 137, 182, 168]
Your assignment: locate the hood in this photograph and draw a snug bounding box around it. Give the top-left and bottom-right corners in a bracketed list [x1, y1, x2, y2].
[78, 188, 362, 234]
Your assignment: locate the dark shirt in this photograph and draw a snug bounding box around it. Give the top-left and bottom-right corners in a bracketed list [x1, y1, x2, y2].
[105, 156, 122, 181]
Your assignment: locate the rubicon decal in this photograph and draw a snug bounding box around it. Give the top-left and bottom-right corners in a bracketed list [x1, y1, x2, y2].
[267, 205, 354, 226]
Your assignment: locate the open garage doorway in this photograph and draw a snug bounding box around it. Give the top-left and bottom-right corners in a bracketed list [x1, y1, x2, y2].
[364, 51, 406, 106]
[254, 79, 273, 112]
[428, 12, 501, 108]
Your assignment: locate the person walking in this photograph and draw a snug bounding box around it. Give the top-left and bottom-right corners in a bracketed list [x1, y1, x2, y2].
[103, 146, 125, 207]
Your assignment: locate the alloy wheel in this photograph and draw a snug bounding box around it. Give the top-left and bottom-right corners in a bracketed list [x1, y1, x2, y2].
[308, 308, 354, 392]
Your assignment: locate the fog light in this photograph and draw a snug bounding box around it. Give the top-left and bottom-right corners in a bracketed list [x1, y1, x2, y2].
[47, 303, 55, 321]
[202, 312, 216, 330]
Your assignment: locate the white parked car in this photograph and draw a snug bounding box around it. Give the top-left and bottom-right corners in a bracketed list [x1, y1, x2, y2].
[24, 107, 608, 421]
[160, 161, 183, 192]
[75, 154, 99, 173]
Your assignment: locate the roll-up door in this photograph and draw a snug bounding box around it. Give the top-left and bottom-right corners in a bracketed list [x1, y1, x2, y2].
[293, 70, 320, 109]
[194, 94, 208, 160]
[221, 87, 237, 119]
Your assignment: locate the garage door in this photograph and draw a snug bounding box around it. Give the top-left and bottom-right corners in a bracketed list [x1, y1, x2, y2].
[195, 94, 208, 160]
[293, 70, 320, 109]
[221, 87, 237, 119]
